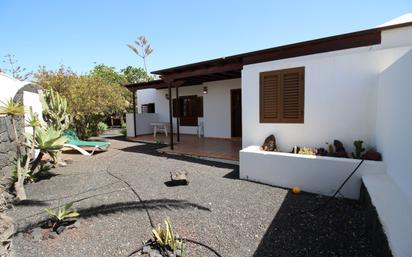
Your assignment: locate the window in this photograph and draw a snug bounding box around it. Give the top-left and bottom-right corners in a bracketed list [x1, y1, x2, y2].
[173, 95, 203, 126]
[141, 103, 155, 113]
[260, 67, 304, 123]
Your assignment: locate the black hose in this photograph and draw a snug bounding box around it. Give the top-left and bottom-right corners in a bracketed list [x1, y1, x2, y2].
[126, 238, 223, 257]
[183, 237, 223, 257]
[105, 169, 155, 228]
[125, 246, 143, 257]
[294, 159, 365, 216]
[106, 150, 223, 257]
[105, 146, 222, 257]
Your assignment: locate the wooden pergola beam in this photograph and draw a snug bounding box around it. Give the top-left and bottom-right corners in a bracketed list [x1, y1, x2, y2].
[160, 61, 243, 81]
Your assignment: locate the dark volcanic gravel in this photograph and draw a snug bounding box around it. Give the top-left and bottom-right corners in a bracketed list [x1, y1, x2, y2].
[8, 134, 374, 257]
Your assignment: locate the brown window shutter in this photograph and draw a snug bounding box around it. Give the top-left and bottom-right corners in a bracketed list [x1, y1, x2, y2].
[260, 71, 281, 123]
[281, 68, 304, 123]
[260, 67, 304, 123]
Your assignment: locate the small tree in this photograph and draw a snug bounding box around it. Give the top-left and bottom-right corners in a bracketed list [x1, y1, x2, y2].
[2, 54, 32, 81]
[121, 66, 153, 83]
[127, 36, 153, 79]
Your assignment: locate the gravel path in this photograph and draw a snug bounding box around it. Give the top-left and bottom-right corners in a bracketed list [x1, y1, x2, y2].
[8, 134, 374, 257]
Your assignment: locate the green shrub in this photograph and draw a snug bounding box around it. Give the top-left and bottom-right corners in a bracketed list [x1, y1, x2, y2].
[97, 121, 108, 135]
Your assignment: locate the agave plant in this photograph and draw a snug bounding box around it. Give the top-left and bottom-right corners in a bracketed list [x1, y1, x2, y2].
[29, 126, 68, 170]
[45, 202, 79, 229]
[152, 217, 184, 256]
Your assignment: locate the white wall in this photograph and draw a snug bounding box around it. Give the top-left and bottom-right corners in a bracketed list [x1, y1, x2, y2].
[136, 78, 241, 138]
[0, 73, 27, 104]
[376, 49, 412, 203]
[240, 146, 385, 199]
[241, 33, 412, 154]
[23, 91, 44, 133]
[203, 79, 241, 138]
[125, 113, 160, 137]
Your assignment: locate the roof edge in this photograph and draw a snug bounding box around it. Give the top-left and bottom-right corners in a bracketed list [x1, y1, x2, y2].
[152, 21, 412, 75]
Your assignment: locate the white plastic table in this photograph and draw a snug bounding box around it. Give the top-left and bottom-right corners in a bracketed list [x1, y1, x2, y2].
[150, 122, 168, 137]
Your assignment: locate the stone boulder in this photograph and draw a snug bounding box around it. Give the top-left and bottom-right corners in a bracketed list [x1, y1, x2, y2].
[333, 140, 348, 158]
[170, 170, 189, 186]
[261, 134, 277, 151]
[362, 149, 382, 161]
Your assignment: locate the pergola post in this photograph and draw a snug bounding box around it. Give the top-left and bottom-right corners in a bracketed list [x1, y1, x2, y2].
[132, 90, 137, 137]
[175, 84, 180, 142]
[167, 81, 174, 150]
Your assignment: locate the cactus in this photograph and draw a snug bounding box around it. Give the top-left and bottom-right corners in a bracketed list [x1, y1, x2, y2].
[41, 89, 71, 132]
[326, 142, 334, 155]
[352, 140, 365, 159]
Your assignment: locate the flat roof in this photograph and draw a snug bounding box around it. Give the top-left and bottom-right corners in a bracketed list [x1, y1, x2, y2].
[126, 21, 412, 91]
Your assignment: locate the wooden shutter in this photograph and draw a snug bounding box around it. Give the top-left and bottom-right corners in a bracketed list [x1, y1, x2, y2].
[281, 68, 304, 123]
[260, 71, 281, 122]
[260, 67, 304, 123]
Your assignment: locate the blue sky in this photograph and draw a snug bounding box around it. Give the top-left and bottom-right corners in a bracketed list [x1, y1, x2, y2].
[1, 0, 411, 74]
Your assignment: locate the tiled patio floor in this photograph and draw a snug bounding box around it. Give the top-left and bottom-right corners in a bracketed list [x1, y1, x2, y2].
[128, 134, 241, 161]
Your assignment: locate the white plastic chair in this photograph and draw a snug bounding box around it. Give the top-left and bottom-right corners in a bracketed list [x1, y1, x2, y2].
[197, 121, 204, 138]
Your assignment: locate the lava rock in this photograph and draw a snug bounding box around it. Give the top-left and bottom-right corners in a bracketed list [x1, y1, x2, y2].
[48, 231, 58, 239]
[261, 134, 277, 151]
[362, 149, 382, 161]
[316, 148, 328, 156]
[142, 245, 150, 254]
[67, 220, 80, 229]
[56, 225, 66, 234]
[170, 170, 189, 186]
[333, 140, 348, 158]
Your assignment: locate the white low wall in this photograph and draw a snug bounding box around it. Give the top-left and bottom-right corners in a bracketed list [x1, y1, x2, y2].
[363, 174, 412, 257]
[240, 146, 385, 199]
[126, 113, 160, 137]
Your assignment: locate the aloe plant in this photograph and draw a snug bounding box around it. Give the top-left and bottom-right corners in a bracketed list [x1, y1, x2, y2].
[45, 202, 79, 229]
[152, 217, 184, 256]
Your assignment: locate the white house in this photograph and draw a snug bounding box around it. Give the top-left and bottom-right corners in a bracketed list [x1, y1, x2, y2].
[126, 15, 412, 257]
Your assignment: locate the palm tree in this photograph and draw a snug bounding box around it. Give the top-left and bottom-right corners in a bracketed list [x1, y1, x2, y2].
[127, 35, 153, 80]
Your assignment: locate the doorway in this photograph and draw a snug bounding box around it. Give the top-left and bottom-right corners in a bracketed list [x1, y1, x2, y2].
[231, 89, 242, 137]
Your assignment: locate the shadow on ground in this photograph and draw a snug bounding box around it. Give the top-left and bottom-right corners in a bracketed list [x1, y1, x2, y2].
[16, 198, 210, 234]
[253, 192, 373, 257]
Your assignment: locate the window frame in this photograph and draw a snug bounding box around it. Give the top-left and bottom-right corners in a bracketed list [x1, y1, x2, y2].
[173, 95, 203, 126]
[259, 67, 305, 124]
